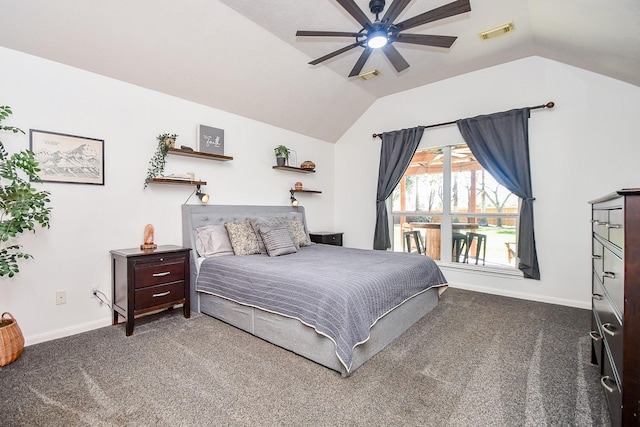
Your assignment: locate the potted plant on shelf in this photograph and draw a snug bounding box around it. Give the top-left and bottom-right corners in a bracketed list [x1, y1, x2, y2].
[0, 105, 52, 366]
[274, 145, 290, 166]
[144, 133, 178, 188]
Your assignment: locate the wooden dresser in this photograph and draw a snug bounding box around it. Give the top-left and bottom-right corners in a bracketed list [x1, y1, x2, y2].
[110, 245, 190, 336]
[590, 189, 640, 425]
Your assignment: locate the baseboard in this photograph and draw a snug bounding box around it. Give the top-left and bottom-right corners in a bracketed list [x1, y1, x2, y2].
[447, 282, 590, 309]
[25, 317, 113, 347]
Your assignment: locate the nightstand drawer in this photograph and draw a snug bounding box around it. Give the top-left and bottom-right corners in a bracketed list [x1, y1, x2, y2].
[310, 232, 343, 246]
[135, 281, 185, 310]
[134, 258, 185, 288]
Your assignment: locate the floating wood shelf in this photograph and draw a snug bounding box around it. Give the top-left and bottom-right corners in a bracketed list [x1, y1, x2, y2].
[291, 188, 322, 194]
[273, 165, 315, 173]
[169, 148, 233, 161]
[150, 178, 207, 185]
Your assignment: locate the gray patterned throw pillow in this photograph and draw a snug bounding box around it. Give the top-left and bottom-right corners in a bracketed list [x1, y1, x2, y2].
[224, 221, 261, 255]
[289, 218, 311, 247]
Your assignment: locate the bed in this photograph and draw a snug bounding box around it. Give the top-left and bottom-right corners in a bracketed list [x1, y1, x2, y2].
[182, 205, 447, 377]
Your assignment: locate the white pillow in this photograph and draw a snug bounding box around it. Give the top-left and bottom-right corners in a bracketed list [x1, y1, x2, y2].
[195, 225, 234, 258]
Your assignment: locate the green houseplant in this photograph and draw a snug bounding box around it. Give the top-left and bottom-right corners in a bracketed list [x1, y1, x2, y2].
[274, 144, 290, 166]
[144, 133, 178, 188]
[0, 105, 52, 278]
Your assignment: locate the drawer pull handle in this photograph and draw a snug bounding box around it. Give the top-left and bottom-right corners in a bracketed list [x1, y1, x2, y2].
[601, 322, 616, 336]
[591, 219, 603, 225]
[592, 293, 603, 301]
[153, 272, 171, 277]
[602, 271, 615, 279]
[605, 223, 621, 229]
[592, 254, 602, 260]
[589, 331, 601, 341]
[152, 291, 171, 298]
[600, 376, 615, 393]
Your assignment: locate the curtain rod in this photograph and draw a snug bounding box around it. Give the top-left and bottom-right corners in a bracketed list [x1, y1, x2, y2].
[372, 101, 555, 139]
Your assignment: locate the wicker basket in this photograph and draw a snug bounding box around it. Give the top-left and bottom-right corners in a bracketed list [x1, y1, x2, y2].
[0, 312, 25, 367]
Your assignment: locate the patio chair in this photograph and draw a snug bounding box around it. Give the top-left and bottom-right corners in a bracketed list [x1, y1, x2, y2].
[402, 224, 425, 255]
[452, 232, 467, 262]
[464, 232, 486, 265]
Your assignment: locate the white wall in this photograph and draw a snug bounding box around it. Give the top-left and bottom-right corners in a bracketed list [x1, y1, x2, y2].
[3, 47, 638, 344]
[335, 56, 640, 309]
[0, 47, 335, 344]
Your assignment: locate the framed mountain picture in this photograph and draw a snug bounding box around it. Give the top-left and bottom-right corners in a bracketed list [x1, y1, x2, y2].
[30, 129, 105, 185]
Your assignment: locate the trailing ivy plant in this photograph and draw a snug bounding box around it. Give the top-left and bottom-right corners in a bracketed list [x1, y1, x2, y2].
[144, 133, 178, 188]
[0, 105, 52, 277]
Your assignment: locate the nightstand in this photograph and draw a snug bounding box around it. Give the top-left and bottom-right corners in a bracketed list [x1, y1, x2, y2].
[110, 245, 190, 336]
[309, 232, 343, 246]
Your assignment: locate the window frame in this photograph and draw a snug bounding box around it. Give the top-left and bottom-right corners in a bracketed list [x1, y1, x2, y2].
[390, 144, 522, 274]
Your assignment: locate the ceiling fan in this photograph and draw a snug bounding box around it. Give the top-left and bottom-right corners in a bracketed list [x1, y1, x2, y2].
[296, 0, 471, 77]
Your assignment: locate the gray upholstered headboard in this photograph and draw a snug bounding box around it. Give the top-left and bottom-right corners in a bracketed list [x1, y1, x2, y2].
[181, 204, 308, 312]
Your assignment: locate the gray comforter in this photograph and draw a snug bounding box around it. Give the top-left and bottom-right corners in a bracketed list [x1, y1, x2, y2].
[196, 244, 447, 372]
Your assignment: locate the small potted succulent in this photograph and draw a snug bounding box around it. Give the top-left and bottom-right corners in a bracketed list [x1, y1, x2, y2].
[274, 145, 290, 166]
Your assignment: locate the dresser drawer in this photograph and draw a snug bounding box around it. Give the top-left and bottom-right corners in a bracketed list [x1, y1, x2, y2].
[607, 208, 624, 248]
[592, 209, 609, 240]
[602, 246, 624, 316]
[590, 309, 603, 369]
[135, 281, 185, 310]
[592, 238, 604, 282]
[602, 347, 622, 427]
[593, 276, 623, 375]
[134, 257, 186, 288]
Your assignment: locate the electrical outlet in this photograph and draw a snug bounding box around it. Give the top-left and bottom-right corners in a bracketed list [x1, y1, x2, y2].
[90, 285, 99, 298]
[56, 290, 67, 305]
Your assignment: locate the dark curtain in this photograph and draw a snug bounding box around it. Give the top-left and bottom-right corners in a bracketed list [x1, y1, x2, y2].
[373, 127, 424, 250]
[457, 108, 540, 279]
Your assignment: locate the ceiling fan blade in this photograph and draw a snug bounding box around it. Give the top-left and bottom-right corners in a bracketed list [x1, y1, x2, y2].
[381, 0, 412, 24]
[382, 43, 410, 73]
[348, 47, 373, 77]
[309, 42, 362, 65]
[297, 30, 363, 38]
[395, 0, 471, 32]
[336, 0, 373, 29]
[394, 33, 457, 48]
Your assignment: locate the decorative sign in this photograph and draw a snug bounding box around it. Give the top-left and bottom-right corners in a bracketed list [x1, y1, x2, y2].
[198, 125, 224, 155]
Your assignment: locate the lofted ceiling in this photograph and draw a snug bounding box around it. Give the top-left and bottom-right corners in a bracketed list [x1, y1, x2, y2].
[0, 0, 638, 142]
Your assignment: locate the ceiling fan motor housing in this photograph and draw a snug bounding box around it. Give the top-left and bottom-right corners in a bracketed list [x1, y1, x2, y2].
[369, 0, 386, 15]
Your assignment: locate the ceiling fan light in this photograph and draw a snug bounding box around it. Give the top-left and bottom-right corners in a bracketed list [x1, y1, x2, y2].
[367, 31, 388, 48]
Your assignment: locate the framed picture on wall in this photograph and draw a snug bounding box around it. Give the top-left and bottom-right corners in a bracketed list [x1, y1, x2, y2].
[29, 129, 105, 185]
[288, 149, 298, 167]
[198, 124, 224, 155]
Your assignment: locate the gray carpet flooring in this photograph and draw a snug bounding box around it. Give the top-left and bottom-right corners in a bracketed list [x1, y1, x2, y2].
[1, 288, 611, 426]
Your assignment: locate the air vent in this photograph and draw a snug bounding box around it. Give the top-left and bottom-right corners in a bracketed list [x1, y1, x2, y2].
[358, 69, 381, 80]
[478, 22, 515, 40]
